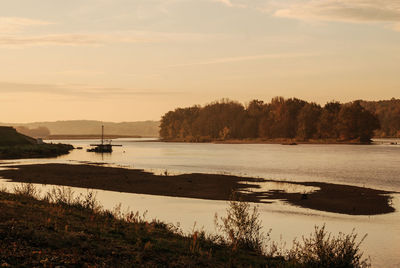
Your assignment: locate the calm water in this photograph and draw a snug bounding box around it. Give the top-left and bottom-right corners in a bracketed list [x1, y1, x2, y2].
[1, 138, 399, 267]
[35, 138, 400, 191]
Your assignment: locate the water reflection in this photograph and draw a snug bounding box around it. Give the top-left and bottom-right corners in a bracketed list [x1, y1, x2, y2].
[242, 181, 320, 194]
[39, 138, 400, 192]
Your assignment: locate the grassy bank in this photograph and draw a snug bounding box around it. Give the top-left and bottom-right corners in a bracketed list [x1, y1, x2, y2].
[0, 185, 370, 267]
[0, 143, 74, 159]
[0, 187, 280, 267]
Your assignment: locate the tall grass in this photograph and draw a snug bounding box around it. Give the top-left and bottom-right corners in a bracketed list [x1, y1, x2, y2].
[12, 183, 102, 212]
[13, 183, 40, 199]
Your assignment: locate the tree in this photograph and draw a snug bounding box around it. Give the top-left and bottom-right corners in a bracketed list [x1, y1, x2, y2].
[296, 103, 322, 140]
[338, 101, 380, 142]
[318, 101, 342, 139]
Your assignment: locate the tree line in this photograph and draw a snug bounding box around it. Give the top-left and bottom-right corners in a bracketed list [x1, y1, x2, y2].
[160, 97, 381, 142]
[360, 98, 400, 138]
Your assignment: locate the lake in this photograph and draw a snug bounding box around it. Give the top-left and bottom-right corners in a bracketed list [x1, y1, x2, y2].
[1, 138, 399, 267]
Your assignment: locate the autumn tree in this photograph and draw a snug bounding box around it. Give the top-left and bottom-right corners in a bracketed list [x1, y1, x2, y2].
[338, 101, 380, 142]
[296, 103, 322, 140]
[318, 101, 342, 139]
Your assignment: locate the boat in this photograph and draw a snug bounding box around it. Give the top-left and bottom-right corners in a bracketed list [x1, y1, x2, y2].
[87, 126, 122, 153]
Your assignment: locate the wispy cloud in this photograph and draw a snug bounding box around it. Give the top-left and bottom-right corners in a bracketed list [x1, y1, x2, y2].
[274, 0, 400, 31]
[210, 0, 247, 8]
[169, 52, 316, 67]
[0, 31, 222, 47]
[0, 81, 180, 98]
[0, 33, 155, 47]
[0, 17, 52, 33]
[212, 0, 234, 7]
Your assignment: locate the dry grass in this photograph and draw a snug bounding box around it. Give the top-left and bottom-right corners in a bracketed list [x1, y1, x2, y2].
[1, 185, 371, 267]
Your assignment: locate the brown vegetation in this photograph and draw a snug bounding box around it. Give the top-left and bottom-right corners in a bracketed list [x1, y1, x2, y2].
[360, 98, 400, 138]
[0, 185, 371, 267]
[0, 186, 272, 267]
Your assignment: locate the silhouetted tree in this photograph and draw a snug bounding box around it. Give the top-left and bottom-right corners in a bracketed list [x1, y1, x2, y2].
[360, 98, 400, 137]
[318, 101, 342, 139]
[296, 103, 322, 140]
[338, 101, 380, 142]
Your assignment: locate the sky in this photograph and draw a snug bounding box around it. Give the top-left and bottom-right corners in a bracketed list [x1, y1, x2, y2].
[1, 0, 399, 123]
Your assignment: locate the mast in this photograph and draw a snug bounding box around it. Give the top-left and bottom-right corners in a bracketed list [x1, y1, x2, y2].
[101, 125, 104, 145]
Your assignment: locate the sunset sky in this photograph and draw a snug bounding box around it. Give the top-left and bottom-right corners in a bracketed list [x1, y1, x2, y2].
[1, 0, 399, 123]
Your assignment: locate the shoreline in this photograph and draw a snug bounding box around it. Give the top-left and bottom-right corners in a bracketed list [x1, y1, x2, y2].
[160, 138, 376, 145]
[0, 163, 396, 216]
[0, 191, 273, 267]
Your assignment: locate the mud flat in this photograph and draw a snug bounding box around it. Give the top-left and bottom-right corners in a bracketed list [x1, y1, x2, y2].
[0, 163, 395, 215]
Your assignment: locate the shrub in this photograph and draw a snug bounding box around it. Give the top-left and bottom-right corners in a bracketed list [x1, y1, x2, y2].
[214, 192, 270, 253]
[45, 187, 75, 205]
[44, 187, 102, 212]
[287, 225, 370, 268]
[13, 183, 40, 198]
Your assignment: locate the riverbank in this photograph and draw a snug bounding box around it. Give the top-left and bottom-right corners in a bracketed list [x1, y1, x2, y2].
[0, 164, 395, 215]
[161, 138, 374, 145]
[0, 190, 276, 267]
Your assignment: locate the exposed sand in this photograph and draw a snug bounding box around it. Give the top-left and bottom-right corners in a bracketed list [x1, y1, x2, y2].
[0, 164, 395, 215]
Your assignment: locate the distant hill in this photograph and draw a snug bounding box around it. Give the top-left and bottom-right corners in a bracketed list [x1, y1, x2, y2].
[0, 120, 160, 137]
[0, 127, 37, 147]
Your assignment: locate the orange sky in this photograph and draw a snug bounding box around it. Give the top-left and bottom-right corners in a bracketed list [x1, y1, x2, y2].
[1, 0, 399, 122]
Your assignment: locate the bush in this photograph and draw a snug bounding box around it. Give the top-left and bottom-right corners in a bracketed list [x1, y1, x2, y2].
[45, 187, 102, 212]
[287, 225, 370, 268]
[214, 193, 270, 253]
[13, 183, 40, 198]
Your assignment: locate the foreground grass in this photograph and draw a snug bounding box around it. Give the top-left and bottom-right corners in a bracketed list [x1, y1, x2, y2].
[0, 189, 284, 267]
[0, 185, 370, 267]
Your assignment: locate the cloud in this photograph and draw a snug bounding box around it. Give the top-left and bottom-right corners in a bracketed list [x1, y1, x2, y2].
[392, 23, 400, 31]
[0, 17, 52, 33]
[0, 31, 220, 47]
[274, 0, 400, 31]
[0, 82, 180, 98]
[0, 33, 155, 47]
[212, 0, 233, 7]
[210, 0, 247, 8]
[169, 52, 315, 67]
